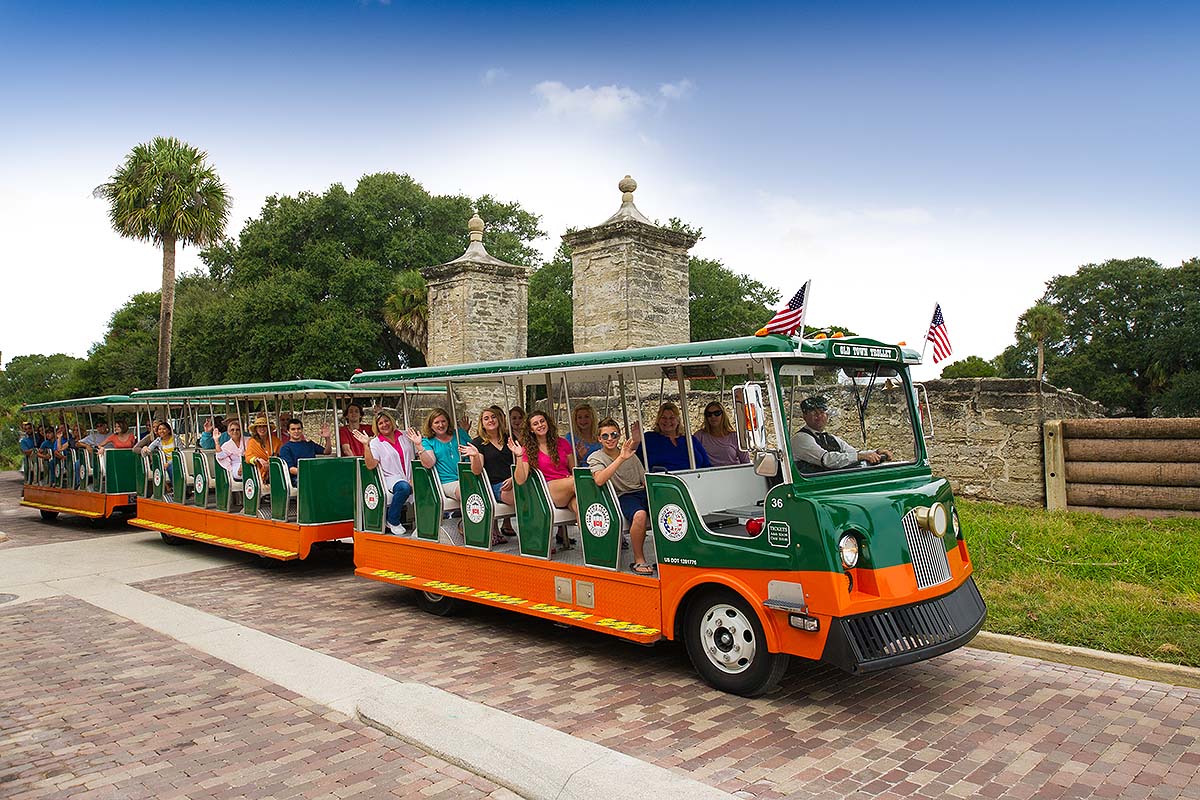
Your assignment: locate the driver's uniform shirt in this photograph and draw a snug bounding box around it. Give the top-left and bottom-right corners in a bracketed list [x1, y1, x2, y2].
[791, 426, 860, 471]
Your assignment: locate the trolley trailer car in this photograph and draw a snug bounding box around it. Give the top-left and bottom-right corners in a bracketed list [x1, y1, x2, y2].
[348, 334, 987, 695]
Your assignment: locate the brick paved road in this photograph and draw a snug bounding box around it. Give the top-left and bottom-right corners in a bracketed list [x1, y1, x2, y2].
[0, 595, 510, 800]
[0, 472, 130, 550]
[137, 553, 1200, 800]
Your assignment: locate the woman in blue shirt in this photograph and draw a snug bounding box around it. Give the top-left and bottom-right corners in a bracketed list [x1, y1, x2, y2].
[415, 407, 471, 499]
[640, 402, 711, 472]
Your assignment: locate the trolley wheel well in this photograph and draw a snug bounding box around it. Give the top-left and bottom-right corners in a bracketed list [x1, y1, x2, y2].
[672, 580, 772, 645]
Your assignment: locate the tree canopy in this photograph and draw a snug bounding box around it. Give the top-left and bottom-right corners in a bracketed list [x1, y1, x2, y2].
[996, 257, 1200, 416]
[940, 356, 998, 379]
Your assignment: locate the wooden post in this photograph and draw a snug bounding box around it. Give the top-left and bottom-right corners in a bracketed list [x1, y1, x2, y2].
[1044, 420, 1067, 511]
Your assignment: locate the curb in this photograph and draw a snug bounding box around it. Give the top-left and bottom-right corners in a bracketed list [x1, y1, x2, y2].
[969, 631, 1200, 690]
[357, 683, 736, 800]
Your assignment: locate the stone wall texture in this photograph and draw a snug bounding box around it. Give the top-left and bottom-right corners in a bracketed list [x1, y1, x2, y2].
[922, 378, 1105, 506]
[565, 221, 695, 353]
[424, 266, 528, 368]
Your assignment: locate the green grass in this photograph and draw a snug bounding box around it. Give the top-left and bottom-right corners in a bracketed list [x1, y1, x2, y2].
[962, 500, 1200, 668]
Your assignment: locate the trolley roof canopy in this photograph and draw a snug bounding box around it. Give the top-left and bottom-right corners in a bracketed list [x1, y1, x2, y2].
[128, 379, 447, 403]
[20, 395, 139, 413]
[349, 334, 920, 387]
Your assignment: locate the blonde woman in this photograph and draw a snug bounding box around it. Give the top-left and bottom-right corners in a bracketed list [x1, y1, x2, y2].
[694, 401, 749, 467]
[216, 418, 246, 480]
[416, 407, 470, 500]
[352, 410, 416, 536]
[459, 405, 516, 544]
[641, 401, 711, 472]
[566, 403, 601, 462]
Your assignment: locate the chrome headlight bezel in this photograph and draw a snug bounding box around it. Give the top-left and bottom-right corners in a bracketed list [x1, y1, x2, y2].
[915, 502, 949, 538]
[951, 505, 962, 539]
[838, 533, 860, 569]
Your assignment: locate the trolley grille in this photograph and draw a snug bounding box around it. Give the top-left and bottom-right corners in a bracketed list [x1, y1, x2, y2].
[842, 581, 985, 664]
[902, 510, 952, 590]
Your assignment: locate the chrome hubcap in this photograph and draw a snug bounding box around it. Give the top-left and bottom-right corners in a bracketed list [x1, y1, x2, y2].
[700, 603, 756, 674]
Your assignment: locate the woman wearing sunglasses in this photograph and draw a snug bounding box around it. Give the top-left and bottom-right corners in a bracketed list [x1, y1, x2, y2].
[694, 401, 749, 467]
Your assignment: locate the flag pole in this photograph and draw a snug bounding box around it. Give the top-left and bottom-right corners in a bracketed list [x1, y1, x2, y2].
[920, 301, 937, 363]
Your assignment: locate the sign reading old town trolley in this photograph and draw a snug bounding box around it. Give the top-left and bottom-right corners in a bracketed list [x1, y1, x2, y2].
[830, 342, 900, 361]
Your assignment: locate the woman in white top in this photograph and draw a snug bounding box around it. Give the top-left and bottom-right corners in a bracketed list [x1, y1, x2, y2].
[352, 410, 417, 537]
[216, 418, 246, 480]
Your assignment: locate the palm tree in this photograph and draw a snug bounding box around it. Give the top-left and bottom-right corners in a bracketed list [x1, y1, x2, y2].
[383, 270, 429, 362]
[95, 137, 230, 388]
[1017, 303, 1065, 382]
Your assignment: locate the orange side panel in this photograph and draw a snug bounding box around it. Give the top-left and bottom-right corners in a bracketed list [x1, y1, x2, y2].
[131, 498, 350, 560]
[21, 486, 129, 519]
[353, 532, 663, 643]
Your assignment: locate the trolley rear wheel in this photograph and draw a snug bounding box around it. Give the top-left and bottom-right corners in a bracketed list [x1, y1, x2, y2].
[415, 591, 460, 617]
[683, 587, 789, 697]
[39, 510, 59, 521]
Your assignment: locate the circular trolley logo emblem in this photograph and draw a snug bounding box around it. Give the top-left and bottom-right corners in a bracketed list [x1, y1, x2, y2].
[195, 473, 205, 494]
[244, 477, 256, 500]
[658, 504, 689, 542]
[153, 468, 162, 487]
[465, 493, 487, 524]
[363, 484, 380, 510]
[585, 503, 611, 537]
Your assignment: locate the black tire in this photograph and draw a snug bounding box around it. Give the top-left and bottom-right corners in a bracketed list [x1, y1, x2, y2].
[415, 590, 460, 617]
[683, 587, 789, 697]
[88, 516, 108, 530]
[39, 510, 59, 521]
[160, 531, 183, 545]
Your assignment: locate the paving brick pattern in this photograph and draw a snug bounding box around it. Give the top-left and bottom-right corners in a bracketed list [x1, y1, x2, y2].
[0, 596, 509, 800]
[138, 552, 1200, 800]
[0, 472, 128, 549]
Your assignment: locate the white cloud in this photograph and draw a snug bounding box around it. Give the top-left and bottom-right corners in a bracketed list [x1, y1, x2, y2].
[482, 67, 509, 86]
[658, 79, 695, 100]
[532, 81, 646, 123]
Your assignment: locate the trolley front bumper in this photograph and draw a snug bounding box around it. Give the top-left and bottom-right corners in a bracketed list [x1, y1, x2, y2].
[821, 576, 987, 674]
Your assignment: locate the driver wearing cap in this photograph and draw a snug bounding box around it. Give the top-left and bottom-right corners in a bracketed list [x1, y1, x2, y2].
[791, 396, 893, 473]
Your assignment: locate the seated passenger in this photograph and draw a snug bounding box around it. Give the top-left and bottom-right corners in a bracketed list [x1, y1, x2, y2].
[338, 402, 374, 457]
[51, 424, 75, 483]
[416, 407, 470, 501]
[641, 402, 712, 472]
[512, 410, 577, 548]
[790, 395, 892, 472]
[99, 420, 137, 450]
[37, 430, 57, 480]
[216, 418, 246, 481]
[460, 405, 516, 545]
[566, 404, 602, 463]
[78, 422, 110, 455]
[146, 421, 177, 492]
[351, 410, 415, 537]
[695, 401, 750, 467]
[198, 417, 227, 449]
[279, 419, 332, 486]
[19, 422, 37, 474]
[132, 422, 159, 454]
[244, 416, 279, 484]
[588, 418, 654, 575]
[508, 406, 526, 438]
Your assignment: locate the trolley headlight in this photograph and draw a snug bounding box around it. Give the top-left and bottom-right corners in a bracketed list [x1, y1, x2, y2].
[915, 502, 948, 538]
[838, 533, 860, 569]
[951, 505, 962, 539]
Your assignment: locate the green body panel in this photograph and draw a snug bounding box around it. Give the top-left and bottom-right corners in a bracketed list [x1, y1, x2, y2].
[411, 465, 443, 541]
[646, 474, 793, 571]
[457, 463, 494, 549]
[136, 453, 148, 497]
[350, 334, 919, 386]
[573, 468, 621, 570]
[241, 459, 264, 517]
[22, 454, 33, 485]
[192, 451, 209, 508]
[104, 449, 137, 494]
[171, 451, 186, 504]
[512, 466, 553, 558]
[150, 450, 165, 500]
[297, 457, 357, 524]
[87, 449, 101, 492]
[215, 457, 232, 511]
[356, 461, 386, 533]
[269, 457, 289, 521]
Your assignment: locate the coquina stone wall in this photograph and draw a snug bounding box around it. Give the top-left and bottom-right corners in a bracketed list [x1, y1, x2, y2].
[921, 378, 1104, 506]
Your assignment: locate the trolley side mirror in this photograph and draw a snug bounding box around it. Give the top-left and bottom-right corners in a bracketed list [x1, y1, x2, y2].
[733, 382, 769, 451]
[753, 451, 779, 478]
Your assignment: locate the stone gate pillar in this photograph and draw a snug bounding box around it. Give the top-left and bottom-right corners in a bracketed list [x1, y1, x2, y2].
[563, 176, 698, 353]
[421, 213, 530, 366]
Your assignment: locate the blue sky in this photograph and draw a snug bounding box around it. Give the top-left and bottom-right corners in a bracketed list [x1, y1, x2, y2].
[2, 0, 1197, 380]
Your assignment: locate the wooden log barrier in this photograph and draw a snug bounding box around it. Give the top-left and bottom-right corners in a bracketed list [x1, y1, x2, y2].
[1063, 438, 1200, 463]
[1061, 418, 1200, 439]
[1066, 483, 1200, 511]
[1065, 461, 1200, 487]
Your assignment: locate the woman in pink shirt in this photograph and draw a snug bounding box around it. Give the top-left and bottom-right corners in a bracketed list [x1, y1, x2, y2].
[512, 410, 577, 546]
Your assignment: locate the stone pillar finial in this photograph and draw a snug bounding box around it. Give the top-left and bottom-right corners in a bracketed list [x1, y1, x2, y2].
[619, 175, 637, 203]
[468, 213, 484, 244]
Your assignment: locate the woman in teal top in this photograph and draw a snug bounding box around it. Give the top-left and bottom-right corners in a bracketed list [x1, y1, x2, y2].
[415, 407, 471, 500]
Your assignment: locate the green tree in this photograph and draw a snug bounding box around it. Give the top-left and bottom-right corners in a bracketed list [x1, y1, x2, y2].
[528, 241, 574, 357]
[383, 270, 430, 362]
[689, 257, 781, 342]
[1016, 303, 1064, 381]
[0, 354, 86, 407]
[940, 356, 998, 379]
[95, 137, 230, 388]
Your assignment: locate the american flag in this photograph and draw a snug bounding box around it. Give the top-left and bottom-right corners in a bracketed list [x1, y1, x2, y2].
[926, 304, 953, 364]
[760, 281, 809, 336]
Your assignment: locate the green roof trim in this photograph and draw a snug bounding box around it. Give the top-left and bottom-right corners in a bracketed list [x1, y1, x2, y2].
[350, 335, 919, 385]
[20, 395, 136, 413]
[130, 380, 351, 401]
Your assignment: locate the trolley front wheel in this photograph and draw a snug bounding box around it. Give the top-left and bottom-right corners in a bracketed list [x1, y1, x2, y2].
[40, 510, 59, 522]
[684, 587, 789, 697]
